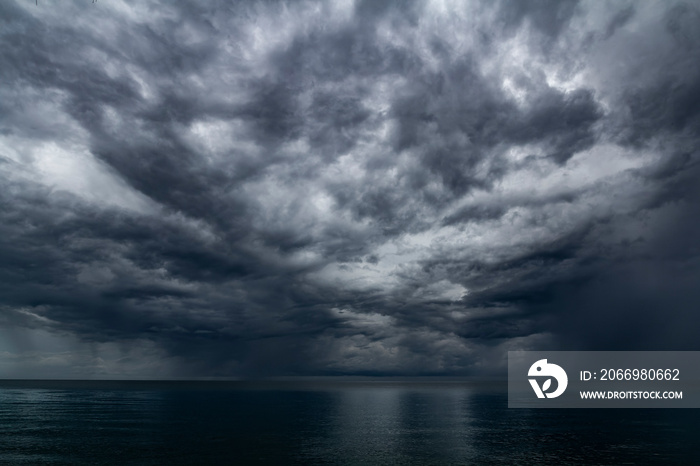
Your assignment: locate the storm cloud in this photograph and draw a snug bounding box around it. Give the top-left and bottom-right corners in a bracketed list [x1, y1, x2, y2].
[1, 0, 699, 378]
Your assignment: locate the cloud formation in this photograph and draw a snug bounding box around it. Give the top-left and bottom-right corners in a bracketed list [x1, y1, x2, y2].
[1, 0, 699, 377]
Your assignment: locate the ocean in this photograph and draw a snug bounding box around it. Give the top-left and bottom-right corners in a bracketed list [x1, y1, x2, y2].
[0, 379, 697, 465]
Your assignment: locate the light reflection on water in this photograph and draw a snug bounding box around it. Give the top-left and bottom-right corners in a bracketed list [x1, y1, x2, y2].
[0, 380, 697, 465]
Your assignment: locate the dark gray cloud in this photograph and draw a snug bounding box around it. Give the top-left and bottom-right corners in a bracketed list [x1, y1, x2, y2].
[0, 0, 698, 378]
[497, 0, 580, 38]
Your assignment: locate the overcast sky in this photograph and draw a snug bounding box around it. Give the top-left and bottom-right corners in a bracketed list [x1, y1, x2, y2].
[1, 0, 699, 379]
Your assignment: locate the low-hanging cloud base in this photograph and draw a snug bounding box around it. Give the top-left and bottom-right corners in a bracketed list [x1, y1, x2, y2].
[1, 0, 699, 378]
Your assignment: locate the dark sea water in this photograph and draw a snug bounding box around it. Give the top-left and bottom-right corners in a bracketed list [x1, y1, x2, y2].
[0, 379, 698, 465]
